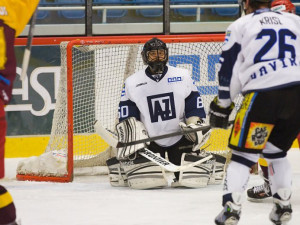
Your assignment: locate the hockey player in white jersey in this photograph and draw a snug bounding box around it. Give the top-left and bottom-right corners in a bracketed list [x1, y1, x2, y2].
[209, 0, 300, 224]
[106, 37, 226, 190]
[247, 0, 297, 203]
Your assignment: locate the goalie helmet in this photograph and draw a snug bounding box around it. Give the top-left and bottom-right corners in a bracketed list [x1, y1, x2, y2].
[240, 0, 272, 15]
[141, 38, 168, 74]
[271, 0, 296, 13]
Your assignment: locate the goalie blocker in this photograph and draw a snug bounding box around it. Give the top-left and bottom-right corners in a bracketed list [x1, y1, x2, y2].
[179, 116, 212, 151]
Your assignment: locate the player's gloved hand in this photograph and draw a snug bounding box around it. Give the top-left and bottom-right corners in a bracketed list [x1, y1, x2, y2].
[209, 96, 234, 129]
[179, 120, 211, 151]
[116, 117, 149, 160]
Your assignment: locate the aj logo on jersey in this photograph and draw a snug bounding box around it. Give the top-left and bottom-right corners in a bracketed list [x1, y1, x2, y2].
[147, 92, 176, 123]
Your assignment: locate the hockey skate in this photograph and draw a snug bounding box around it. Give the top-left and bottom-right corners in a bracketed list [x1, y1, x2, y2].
[215, 201, 241, 225]
[247, 182, 271, 202]
[269, 189, 292, 225]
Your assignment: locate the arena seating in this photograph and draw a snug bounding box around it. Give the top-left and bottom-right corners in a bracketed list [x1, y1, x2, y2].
[211, 0, 239, 17]
[57, 0, 85, 19]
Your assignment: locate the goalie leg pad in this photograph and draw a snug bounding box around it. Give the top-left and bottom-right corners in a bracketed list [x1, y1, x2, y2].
[172, 152, 213, 188]
[121, 155, 168, 190]
[208, 153, 227, 185]
[106, 157, 128, 187]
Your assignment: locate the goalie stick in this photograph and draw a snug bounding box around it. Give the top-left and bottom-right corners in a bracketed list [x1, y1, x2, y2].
[94, 121, 212, 172]
[94, 120, 212, 148]
[140, 148, 212, 172]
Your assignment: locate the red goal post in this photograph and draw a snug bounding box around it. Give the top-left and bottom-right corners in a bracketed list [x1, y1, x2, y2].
[16, 34, 240, 183]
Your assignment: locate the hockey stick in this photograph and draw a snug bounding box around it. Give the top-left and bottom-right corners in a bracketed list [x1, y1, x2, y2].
[94, 121, 212, 172]
[140, 148, 212, 172]
[94, 120, 211, 148]
[20, 8, 38, 81]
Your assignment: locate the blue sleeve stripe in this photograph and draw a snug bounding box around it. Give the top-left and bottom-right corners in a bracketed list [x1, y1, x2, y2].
[0, 75, 11, 85]
[119, 100, 140, 121]
[218, 42, 241, 87]
[185, 108, 206, 119]
[185, 91, 206, 119]
[231, 154, 256, 168]
[218, 90, 231, 99]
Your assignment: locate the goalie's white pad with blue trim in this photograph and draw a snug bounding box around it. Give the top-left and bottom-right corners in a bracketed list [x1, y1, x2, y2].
[116, 117, 149, 160]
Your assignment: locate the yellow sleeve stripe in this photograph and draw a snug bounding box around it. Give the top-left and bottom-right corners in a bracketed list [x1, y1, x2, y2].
[0, 192, 13, 208]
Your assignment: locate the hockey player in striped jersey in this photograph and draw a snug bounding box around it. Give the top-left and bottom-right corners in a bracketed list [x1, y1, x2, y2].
[106, 37, 226, 189]
[0, 185, 17, 225]
[209, 0, 300, 224]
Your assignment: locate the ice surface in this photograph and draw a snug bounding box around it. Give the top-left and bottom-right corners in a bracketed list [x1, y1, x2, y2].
[1, 150, 300, 225]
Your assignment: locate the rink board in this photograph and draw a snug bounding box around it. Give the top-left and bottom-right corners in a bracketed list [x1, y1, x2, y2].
[5, 134, 299, 158]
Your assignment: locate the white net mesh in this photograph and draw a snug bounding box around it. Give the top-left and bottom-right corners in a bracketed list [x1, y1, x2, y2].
[18, 38, 243, 178]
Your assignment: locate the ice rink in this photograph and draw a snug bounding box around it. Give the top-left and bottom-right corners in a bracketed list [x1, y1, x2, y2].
[1, 150, 300, 225]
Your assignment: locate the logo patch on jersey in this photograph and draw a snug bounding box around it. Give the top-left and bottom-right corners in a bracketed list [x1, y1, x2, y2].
[245, 122, 274, 149]
[121, 83, 125, 97]
[233, 117, 241, 137]
[147, 92, 176, 123]
[136, 82, 147, 87]
[168, 77, 182, 83]
[224, 30, 231, 44]
[230, 115, 244, 147]
[0, 7, 8, 16]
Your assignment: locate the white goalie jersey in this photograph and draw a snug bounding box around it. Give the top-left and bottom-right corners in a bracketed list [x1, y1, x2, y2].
[218, 8, 300, 107]
[118, 65, 206, 147]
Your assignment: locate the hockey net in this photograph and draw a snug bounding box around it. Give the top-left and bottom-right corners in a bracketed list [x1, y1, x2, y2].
[16, 35, 242, 182]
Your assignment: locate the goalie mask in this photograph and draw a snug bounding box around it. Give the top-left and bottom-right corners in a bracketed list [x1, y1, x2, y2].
[141, 38, 168, 74]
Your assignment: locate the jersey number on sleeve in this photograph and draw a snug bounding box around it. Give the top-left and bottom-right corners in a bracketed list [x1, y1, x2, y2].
[118, 106, 129, 118]
[197, 96, 204, 108]
[254, 29, 296, 63]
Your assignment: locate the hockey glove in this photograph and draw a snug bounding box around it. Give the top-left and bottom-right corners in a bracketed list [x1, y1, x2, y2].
[209, 96, 234, 129]
[179, 120, 212, 151]
[116, 117, 149, 160]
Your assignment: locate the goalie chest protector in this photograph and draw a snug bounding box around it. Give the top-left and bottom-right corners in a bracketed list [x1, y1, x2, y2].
[119, 65, 205, 147]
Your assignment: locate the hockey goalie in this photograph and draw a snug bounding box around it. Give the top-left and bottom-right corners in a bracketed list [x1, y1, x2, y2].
[105, 37, 226, 190]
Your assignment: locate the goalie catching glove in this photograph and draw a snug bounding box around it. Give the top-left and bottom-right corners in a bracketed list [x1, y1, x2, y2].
[209, 96, 234, 129]
[116, 117, 149, 160]
[179, 117, 212, 151]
